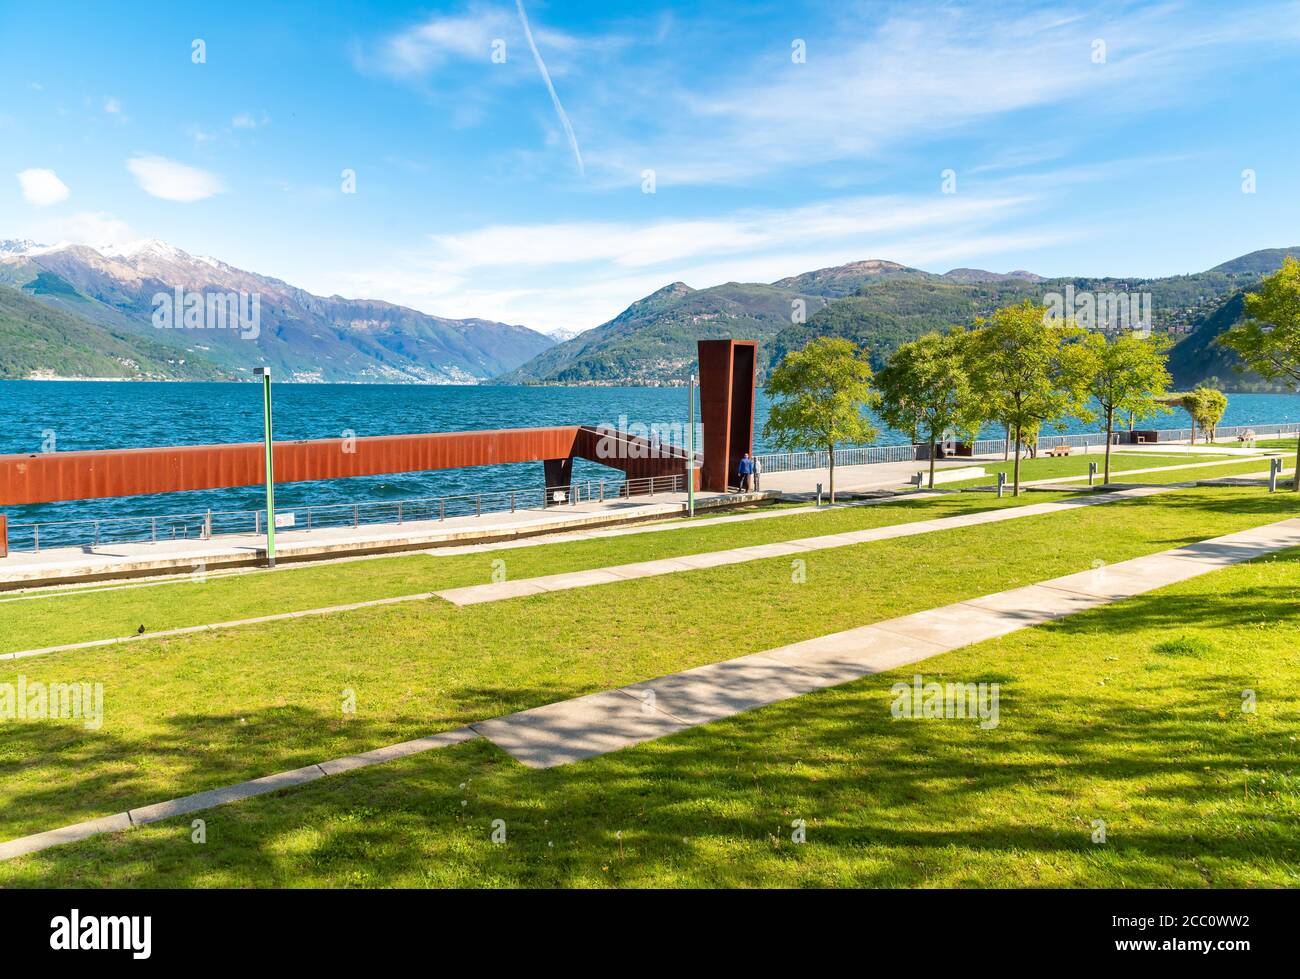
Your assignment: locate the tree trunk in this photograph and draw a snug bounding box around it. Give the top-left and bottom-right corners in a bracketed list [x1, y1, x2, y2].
[928, 438, 937, 489]
[1013, 421, 1022, 496]
[828, 445, 836, 503]
[1104, 406, 1114, 484]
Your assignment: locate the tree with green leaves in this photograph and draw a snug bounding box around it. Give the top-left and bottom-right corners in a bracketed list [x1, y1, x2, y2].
[967, 301, 1094, 495]
[876, 329, 980, 489]
[764, 336, 878, 503]
[1080, 332, 1172, 483]
[1182, 386, 1228, 444]
[1219, 256, 1300, 487]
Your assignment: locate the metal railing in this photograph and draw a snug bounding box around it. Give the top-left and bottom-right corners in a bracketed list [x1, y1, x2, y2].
[754, 422, 1300, 473]
[754, 442, 919, 473]
[6, 472, 685, 553]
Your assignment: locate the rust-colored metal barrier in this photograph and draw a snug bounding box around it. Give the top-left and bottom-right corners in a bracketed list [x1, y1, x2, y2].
[0, 425, 692, 509]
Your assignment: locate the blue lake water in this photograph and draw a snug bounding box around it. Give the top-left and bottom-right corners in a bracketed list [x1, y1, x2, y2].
[2, 380, 1298, 530]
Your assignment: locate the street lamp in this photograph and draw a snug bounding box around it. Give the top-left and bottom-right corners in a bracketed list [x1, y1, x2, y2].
[253, 367, 277, 567]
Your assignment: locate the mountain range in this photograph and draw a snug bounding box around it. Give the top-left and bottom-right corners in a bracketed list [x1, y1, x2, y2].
[0, 239, 554, 382]
[1, 238, 1296, 389]
[499, 249, 1300, 390]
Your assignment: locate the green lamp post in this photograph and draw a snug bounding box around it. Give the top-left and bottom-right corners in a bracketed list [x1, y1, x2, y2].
[253, 367, 277, 567]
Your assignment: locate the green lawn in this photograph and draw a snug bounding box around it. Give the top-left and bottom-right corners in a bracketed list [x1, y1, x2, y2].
[938, 450, 1245, 488]
[0, 488, 1098, 654]
[1, 484, 1297, 847]
[3, 543, 1296, 888]
[3, 454, 1279, 655]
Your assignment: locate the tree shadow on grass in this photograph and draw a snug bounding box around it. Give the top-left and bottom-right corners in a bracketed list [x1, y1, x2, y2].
[4, 550, 1299, 887]
[5, 652, 1297, 888]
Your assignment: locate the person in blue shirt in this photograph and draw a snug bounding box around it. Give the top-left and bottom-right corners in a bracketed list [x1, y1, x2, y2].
[737, 452, 755, 491]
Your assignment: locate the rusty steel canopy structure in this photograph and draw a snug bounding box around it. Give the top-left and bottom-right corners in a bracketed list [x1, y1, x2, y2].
[0, 339, 760, 553]
[0, 425, 694, 507]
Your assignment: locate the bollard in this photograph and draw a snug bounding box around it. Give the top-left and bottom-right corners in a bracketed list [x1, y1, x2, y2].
[816, 482, 823, 507]
[997, 471, 1007, 498]
[1270, 457, 1280, 493]
[1088, 461, 1097, 486]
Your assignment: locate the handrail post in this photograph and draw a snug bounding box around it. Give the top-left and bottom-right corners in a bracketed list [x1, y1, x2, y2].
[476, 494, 481, 517]
[152, 516, 158, 544]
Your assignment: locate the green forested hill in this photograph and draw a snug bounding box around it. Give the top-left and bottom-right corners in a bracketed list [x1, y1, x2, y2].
[495, 281, 832, 384]
[504, 249, 1300, 386]
[0, 284, 227, 380]
[766, 278, 1044, 373]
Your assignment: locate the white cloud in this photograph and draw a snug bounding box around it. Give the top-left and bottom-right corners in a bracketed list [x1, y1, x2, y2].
[16, 168, 70, 206]
[366, 6, 515, 77]
[576, 2, 1300, 186]
[17, 210, 136, 251]
[126, 155, 225, 202]
[334, 185, 1067, 332]
[425, 193, 1033, 272]
[231, 112, 269, 129]
[103, 96, 122, 116]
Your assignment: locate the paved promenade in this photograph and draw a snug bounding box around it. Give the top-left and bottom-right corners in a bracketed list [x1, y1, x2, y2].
[0, 488, 772, 589]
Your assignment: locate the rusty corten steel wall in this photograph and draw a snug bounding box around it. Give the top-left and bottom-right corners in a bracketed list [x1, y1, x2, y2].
[0, 427, 586, 506]
[697, 339, 758, 491]
[0, 423, 703, 508]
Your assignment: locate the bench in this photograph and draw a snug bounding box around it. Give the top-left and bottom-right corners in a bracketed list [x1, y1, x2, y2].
[1047, 445, 1072, 457]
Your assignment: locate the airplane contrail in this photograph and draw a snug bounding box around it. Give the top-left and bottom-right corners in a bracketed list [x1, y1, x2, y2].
[515, 0, 585, 177]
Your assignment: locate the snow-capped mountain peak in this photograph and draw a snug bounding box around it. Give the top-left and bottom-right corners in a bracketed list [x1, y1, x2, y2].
[0, 238, 47, 257]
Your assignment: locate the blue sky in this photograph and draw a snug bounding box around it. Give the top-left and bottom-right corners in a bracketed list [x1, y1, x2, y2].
[2, 0, 1299, 334]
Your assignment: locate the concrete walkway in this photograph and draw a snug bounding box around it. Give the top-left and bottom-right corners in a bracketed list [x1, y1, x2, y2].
[471, 516, 1300, 767]
[4, 513, 1298, 863]
[434, 483, 1178, 606]
[0, 489, 773, 589]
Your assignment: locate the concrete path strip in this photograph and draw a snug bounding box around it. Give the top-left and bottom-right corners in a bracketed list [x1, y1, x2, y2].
[1, 591, 440, 662]
[434, 484, 1186, 606]
[0, 727, 478, 862]
[4, 516, 1296, 863]
[472, 516, 1300, 767]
